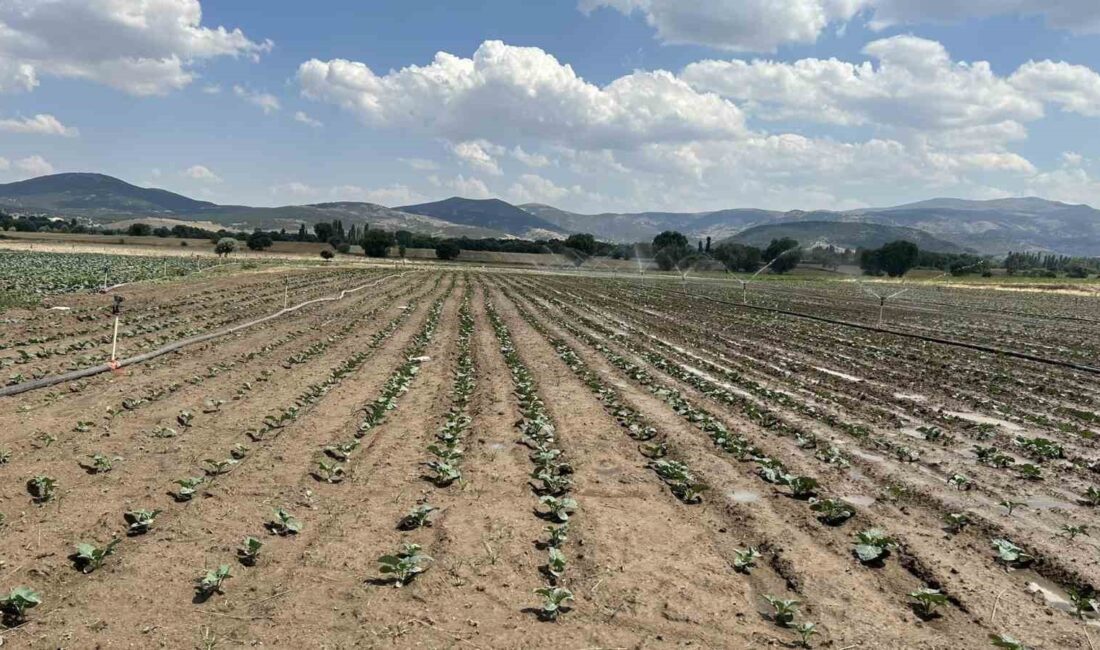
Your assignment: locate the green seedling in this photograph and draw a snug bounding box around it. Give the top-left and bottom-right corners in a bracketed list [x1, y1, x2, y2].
[1061, 524, 1089, 541]
[174, 476, 204, 501]
[546, 547, 567, 578]
[1068, 588, 1098, 620]
[268, 508, 302, 535]
[534, 585, 574, 620]
[150, 426, 177, 439]
[27, 475, 57, 502]
[427, 460, 461, 486]
[177, 410, 193, 427]
[539, 496, 577, 522]
[324, 440, 360, 461]
[230, 444, 249, 460]
[1083, 487, 1100, 507]
[237, 537, 263, 566]
[989, 634, 1029, 649]
[763, 595, 799, 627]
[854, 528, 895, 564]
[1000, 500, 1025, 516]
[88, 454, 113, 473]
[534, 471, 572, 496]
[124, 509, 161, 534]
[544, 524, 569, 548]
[378, 543, 432, 586]
[314, 460, 345, 484]
[196, 564, 231, 598]
[810, 498, 854, 526]
[74, 538, 120, 573]
[948, 474, 973, 491]
[992, 538, 1032, 567]
[785, 476, 819, 499]
[0, 587, 40, 621]
[400, 504, 436, 530]
[795, 622, 818, 648]
[203, 458, 237, 476]
[670, 480, 706, 504]
[0, 450, 11, 464]
[944, 512, 971, 534]
[909, 588, 948, 619]
[74, 420, 93, 432]
[733, 547, 761, 573]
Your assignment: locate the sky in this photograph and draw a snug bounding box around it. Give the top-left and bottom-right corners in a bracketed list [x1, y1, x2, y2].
[2, 1, 1100, 214]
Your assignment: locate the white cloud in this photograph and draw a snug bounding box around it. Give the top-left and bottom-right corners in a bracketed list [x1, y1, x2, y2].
[201, 84, 222, 94]
[428, 174, 492, 199]
[294, 111, 323, 127]
[0, 157, 9, 171]
[298, 40, 744, 151]
[1062, 151, 1085, 167]
[1009, 60, 1100, 117]
[450, 140, 503, 175]
[183, 164, 222, 183]
[400, 158, 440, 171]
[234, 85, 280, 114]
[270, 181, 318, 198]
[0, 114, 77, 137]
[582, 0, 1100, 52]
[511, 146, 552, 168]
[0, 0, 272, 96]
[14, 155, 54, 177]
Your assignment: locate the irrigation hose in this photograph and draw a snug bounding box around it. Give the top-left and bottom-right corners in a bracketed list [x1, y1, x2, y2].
[0, 272, 406, 398]
[660, 287, 1100, 376]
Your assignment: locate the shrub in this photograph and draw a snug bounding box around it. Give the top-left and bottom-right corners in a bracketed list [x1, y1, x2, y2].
[214, 237, 237, 257]
[435, 240, 460, 260]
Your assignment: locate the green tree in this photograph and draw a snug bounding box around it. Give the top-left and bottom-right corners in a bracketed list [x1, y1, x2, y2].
[313, 222, 334, 242]
[214, 237, 237, 258]
[564, 233, 597, 256]
[652, 231, 692, 271]
[764, 238, 801, 274]
[876, 240, 919, 277]
[713, 242, 763, 272]
[127, 223, 152, 236]
[435, 240, 461, 260]
[246, 230, 273, 251]
[320, 249, 334, 260]
[361, 229, 395, 258]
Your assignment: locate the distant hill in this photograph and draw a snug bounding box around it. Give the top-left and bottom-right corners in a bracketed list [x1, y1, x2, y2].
[0, 173, 215, 215]
[727, 221, 966, 253]
[398, 197, 564, 238]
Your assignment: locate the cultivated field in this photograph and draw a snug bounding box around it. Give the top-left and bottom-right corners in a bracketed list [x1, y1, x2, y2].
[0, 251, 1098, 649]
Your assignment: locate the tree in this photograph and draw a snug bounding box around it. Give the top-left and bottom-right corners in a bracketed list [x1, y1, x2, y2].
[247, 230, 273, 251]
[652, 231, 692, 272]
[435, 240, 461, 260]
[215, 237, 237, 258]
[713, 242, 763, 272]
[320, 249, 334, 260]
[564, 233, 597, 256]
[297, 223, 308, 241]
[313, 222, 334, 242]
[127, 223, 152, 236]
[705, 236, 711, 253]
[361, 229, 395, 258]
[864, 240, 919, 277]
[764, 238, 801, 274]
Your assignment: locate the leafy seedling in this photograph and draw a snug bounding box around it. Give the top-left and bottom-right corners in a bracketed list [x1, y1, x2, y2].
[1083, 487, 1100, 507]
[546, 547, 567, 578]
[426, 460, 461, 486]
[378, 543, 432, 586]
[795, 622, 818, 648]
[1000, 500, 1025, 516]
[534, 585, 574, 620]
[399, 504, 436, 530]
[989, 634, 1029, 649]
[909, 588, 948, 619]
[324, 440, 360, 461]
[992, 538, 1032, 568]
[948, 474, 973, 491]
[196, 565, 231, 599]
[267, 508, 302, 535]
[27, 475, 57, 502]
[174, 476, 204, 501]
[314, 460, 345, 484]
[230, 444, 249, 460]
[944, 512, 971, 534]
[733, 547, 761, 573]
[1068, 588, 1098, 620]
[785, 476, 819, 499]
[763, 595, 799, 627]
[177, 410, 194, 427]
[544, 524, 569, 548]
[237, 537, 263, 566]
[74, 420, 93, 433]
[670, 480, 706, 504]
[1061, 524, 1089, 541]
[539, 496, 577, 522]
[810, 498, 854, 526]
[854, 529, 895, 564]
[203, 458, 237, 476]
[74, 538, 120, 573]
[124, 509, 161, 535]
[0, 586, 40, 622]
[534, 471, 572, 496]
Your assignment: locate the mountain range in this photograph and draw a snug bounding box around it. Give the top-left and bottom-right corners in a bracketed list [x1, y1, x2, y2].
[1, 173, 1097, 256]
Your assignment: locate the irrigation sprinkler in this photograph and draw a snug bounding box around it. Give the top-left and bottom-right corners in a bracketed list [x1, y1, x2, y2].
[109, 295, 124, 366]
[858, 281, 911, 326]
[736, 248, 799, 305]
[284, 276, 289, 309]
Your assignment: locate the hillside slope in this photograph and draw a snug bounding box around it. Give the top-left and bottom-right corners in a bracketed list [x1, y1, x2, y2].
[727, 221, 966, 253]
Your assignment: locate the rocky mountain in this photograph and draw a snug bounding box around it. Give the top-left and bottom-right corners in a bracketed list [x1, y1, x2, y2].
[397, 197, 564, 238]
[728, 221, 967, 253]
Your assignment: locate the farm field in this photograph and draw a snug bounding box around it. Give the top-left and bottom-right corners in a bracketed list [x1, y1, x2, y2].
[0, 254, 1098, 648]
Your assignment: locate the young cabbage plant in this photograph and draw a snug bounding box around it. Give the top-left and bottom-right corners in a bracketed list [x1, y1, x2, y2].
[539, 496, 578, 523]
[999, 500, 1026, 516]
[810, 498, 854, 526]
[400, 504, 437, 530]
[427, 460, 462, 486]
[948, 474, 973, 491]
[1015, 464, 1043, 481]
[237, 537, 263, 566]
[174, 476, 204, 501]
[763, 595, 800, 627]
[1067, 588, 1098, 620]
[230, 444, 249, 460]
[639, 442, 667, 459]
[909, 587, 948, 619]
[534, 471, 572, 496]
[854, 529, 896, 564]
[1083, 486, 1100, 507]
[544, 524, 569, 548]
[324, 440, 360, 461]
[944, 512, 971, 534]
[27, 475, 57, 502]
[268, 508, 302, 535]
[203, 458, 237, 476]
[732, 547, 761, 573]
[74, 538, 120, 573]
[1061, 524, 1089, 541]
[0, 586, 41, 622]
[314, 460, 346, 484]
[546, 547, 567, 578]
[992, 538, 1033, 568]
[88, 454, 113, 474]
[794, 622, 818, 648]
[196, 565, 232, 598]
[989, 634, 1030, 650]
[785, 476, 819, 500]
[670, 480, 706, 504]
[177, 410, 194, 428]
[378, 543, 432, 586]
[534, 585, 574, 620]
[124, 509, 161, 535]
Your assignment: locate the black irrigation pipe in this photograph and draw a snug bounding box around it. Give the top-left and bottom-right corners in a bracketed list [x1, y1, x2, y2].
[0, 272, 407, 398]
[657, 287, 1100, 377]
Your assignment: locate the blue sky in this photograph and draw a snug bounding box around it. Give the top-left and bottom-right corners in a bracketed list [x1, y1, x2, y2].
[2, 1, 1100, 213]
